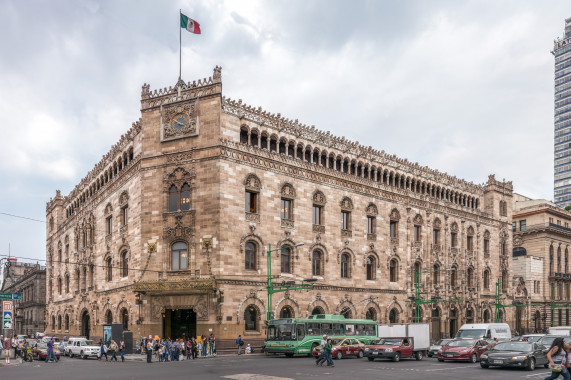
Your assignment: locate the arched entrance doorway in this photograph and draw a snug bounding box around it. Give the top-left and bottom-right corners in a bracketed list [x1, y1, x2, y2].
[312, 306, 325, 316]
[81, 310, 90, 339]
[449, 308, 458, 338]
[431, 308, 441, 342]
[534, 311, 541, 331]
[483, 309, 490, 323]
[515, 307, 523, 333]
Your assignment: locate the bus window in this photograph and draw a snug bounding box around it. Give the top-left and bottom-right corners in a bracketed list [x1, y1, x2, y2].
[345, 324, 355, 335]
[296, 324, 305, 340]
[333, 323, 343, 335]
[321, 323, 333, 335]
[307, 323, 321, 336]
[364, 324, 376, 336]
[356, 324, 366, 335]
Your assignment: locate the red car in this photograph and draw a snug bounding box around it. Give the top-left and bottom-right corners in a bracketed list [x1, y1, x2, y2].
[438, 339, 489, 363]
[311, 338, 366, 360]
[33, 342, 61, 361]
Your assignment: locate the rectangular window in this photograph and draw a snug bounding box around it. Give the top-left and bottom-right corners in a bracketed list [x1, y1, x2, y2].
[122, 206, 129, 226]
[520, 220, 526, 231]
[414, 226, 421, 242]
[367, 216, 375, 234]
[484, 239, 489, 254]
[432, 229, 440, 244]
[390, 221, 398, 238]
[245, 191, 258, 213]
[313, 205, 322, 225]
[550, 217, 554, 224]
[106, 216, 113, 235]
[341, 211, 351, 230]
[512, 222, 516, 232]
[467, 236, 473, 251]
[451, 232, 457, 248]
[280, 199, 292, 220]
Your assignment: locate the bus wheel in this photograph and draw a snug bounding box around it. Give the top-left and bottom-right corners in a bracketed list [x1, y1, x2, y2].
[285, 353, 294, 358]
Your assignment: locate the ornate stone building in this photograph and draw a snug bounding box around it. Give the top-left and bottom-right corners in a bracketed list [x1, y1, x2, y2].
[1, 261, 46, 336]
[512, 194, 571, 332]
[45, 67, 514, 344]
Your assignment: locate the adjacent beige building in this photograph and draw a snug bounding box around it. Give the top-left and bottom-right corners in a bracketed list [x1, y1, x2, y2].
[513, 194, 571, 332]
[45, 67, 515, 345]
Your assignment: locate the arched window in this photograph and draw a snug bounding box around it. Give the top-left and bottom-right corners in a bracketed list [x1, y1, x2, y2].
[105, 310, 113, 324]
[51, 315, 55, 331]
[366, 307, 377, 321]
[65, 274, 70, 293]
[389, 259, 398, 282]
[82, 267, 87, 291]
[168, 185, 178, 212]
[244, 306, 258, 331]
[121, 308, 129, 330]
[501, 270, 508, 291]
[58, 277, 62, 294]
[279, 306, 293, 319]
[412, 262, 421, 287]
[106, 258, 112, 282]
[58, 315, 62, 330]
[558, 246, 562, 273]
[172, 242, 188, 270]
[180, 183, 191, 211]
[281, 247, 291, 273]
[433, 264, 440, 284]
[76, 269, 80, 292]
[121, 251, 129, 277]
[389, 308, 398, 324]
[340, 307, 352, 319]
[467, 267, 474, 288]
[483, 269, 490, 289]
[312, 250, 322, 276]
[65, 314, 69, 331]
[466, 308, 474, 323]
[550, 245, 554, 275]
[366, 256, 375, 280]
[340, 253, 350, 278]
[245, 242, 256, 270]
[450, 266, 457, 287]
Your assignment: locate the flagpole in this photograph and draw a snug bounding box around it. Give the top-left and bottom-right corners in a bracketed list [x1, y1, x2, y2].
[179, 9, 182, 80]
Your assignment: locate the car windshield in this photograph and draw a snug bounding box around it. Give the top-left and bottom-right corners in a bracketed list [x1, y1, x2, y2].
[539, 336, 562, 347]
[268, 324, 295, 341]
[81, 340, 96, 346]
[456, 329, 486, 339]
[447, 340, 475, 347]
[436, 339, 452, 346]
[524, 336, 543, 343]
[374, 338, 402, 346]
[492, 342, 532, 352]
[331, 339, 345, 346]
[37, 343, 47, 349]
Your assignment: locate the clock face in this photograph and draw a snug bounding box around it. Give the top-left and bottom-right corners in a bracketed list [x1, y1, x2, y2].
[173, 116, 186, 130]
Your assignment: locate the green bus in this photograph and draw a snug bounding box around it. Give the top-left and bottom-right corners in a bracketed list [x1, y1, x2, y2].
[265, 314, 378, 356]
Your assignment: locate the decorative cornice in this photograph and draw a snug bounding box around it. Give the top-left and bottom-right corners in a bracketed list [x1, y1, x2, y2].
[133, 279, 215, 293]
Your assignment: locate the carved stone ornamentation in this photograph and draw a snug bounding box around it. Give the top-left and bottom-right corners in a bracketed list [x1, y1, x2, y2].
[339, 196, 353, 210]
[391, 237, 399, 246]
[390, 208, 400, 221]
[244, 174, 262, 192]
[313, 224, 325, 233]
[433, 218, 442, 229]
[312, 190, 326, 206]
[450, 222, 459, 233]
[413, 214, 423, 226]
[162, 101, 199, 141]
[245, 212, 260, 223]
[281, 219, 294, 229]
[367, 233, 376, 241]
[366, 203, 378, 216]
[341, 230, 352, 238]
[280, 183, 296, 199]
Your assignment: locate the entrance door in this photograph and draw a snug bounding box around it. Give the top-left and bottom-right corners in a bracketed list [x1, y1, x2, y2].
[431, 308, 441, 342]
[515, 307, 523, 333]
[163, 309, 197, 339]
[449, 309, 457, 338]
[81, 311, 90, 339]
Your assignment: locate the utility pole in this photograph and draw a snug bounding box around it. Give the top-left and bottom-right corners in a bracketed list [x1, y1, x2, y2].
[265, 243, 315, 321]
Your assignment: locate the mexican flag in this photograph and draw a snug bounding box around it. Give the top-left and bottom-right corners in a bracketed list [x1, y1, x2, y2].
[180, 13, 201, 34]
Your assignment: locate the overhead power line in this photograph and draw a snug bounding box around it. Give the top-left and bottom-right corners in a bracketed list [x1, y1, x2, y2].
[0, 212, 46, 223]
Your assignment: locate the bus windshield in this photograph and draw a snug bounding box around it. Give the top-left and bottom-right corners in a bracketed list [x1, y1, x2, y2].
[268, 324, 295, 341]
[456, 329, 486, 339]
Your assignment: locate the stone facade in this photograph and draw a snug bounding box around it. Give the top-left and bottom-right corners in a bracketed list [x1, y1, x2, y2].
[46, 67, 514, 344]
[1, 261, 46, 336]
[512, 193, 571, 332]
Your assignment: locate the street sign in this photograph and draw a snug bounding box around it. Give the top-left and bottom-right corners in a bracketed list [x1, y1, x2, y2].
[0, 293, 21, 300]
[2, 301, 13, 329]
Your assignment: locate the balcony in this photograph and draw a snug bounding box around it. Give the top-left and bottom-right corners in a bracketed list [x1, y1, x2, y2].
[553, 272, 571, 280]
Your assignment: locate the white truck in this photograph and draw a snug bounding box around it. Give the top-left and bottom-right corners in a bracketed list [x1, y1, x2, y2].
[455, 323, 511, 341]
[68, 339, 100, 359]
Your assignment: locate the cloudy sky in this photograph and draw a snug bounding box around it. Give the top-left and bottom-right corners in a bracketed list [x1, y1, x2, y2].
[0, 0, 569, 264]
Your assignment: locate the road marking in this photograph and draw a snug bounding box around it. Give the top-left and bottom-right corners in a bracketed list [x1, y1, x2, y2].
[425, 366, 473, 371]
[524, 372, 551, 378]
[223, 374, 294, 380]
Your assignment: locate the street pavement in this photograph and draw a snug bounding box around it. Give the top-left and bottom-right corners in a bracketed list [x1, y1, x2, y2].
[0, 353, 556, 380]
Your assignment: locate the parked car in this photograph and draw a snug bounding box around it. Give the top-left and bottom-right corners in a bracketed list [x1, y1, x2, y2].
[65, 337, 87, 356]
[32, 342, 61, 361]
[311, 338, 365, 360]
[364, 337, 423, 362]
[537, 335, 566, 349]
[68, 339, 100, 359]
[480, 341, 548, 371]
[455, 323, 511, 341]
[438, 339, 489, 363]
[58, 341, 69, 356]
[428, 339, 453, 357]
[41, 336, 62, 345]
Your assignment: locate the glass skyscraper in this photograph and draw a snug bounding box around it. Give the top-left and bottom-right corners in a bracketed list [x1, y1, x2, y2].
[554, 17, 571, 207]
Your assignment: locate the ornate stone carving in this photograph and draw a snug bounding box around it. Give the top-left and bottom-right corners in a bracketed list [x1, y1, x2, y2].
[391, 237, 399, 246]
[312, 190, 326, 206]
[366, 203, 378, 216]
[367, 233, 376, 241]
[513, 235, 523, 248]
[450, 222, 458, 233]
[433, 218, 442, 229]
[163, 212, 195, 242]
[281, 219, 294, 228]
[390, 208, 400, 221]
[244, 174, 262, 191]
[341, 230, 352, 238]
[280, 183, 296, 199]
[245, 212, 260, 223]
[119, 191, 129, 207]
[413, 214, 423, 226]
[162, 101, 199, 141]
[340, 196, 353, 210]
[149, 293, 210, 321]
[313, 224, 325, 233]
[432, 244, 441, 254]
[163, 166, 195, 191]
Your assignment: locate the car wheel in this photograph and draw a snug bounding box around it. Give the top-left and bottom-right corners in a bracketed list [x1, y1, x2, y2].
[415, 351, 423, 361]
[438, 358, 445, 362]
[367, 357, 374, 361]
[69, 352, 73, 358]
[81, 351, 86, 360]
[336, 351, 343, 360]
[470, 354, 477, 363]
[393, 352, 400, 362]
[526, 358, 535, 371]
[480, 363, 489, 369]
[358, 350, 364, 358]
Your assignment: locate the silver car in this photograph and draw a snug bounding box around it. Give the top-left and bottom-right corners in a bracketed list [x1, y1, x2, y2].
[428, 339, 452, 357]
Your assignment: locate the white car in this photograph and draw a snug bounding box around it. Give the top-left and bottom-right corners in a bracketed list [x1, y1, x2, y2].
[68, 339, 100, 359]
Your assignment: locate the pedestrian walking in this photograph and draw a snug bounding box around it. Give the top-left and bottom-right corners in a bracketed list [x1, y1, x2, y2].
[45, 337, 58, 363]
[236, 335, 244, 355]
[99, 340, 108, 361]
[315, 334, 327, 365]
[119, 340, 125, 362]
[317, 338, 334, 367]
[545, 337, 569, 380]
[109, 340, 118, 361]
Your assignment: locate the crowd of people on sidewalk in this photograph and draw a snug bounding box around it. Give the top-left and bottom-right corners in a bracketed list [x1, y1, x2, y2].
[139, 333, 218, 363]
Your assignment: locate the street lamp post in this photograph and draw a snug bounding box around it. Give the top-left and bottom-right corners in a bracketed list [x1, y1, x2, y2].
[265, 243, 314, 321]
[413, 267, 461, 323]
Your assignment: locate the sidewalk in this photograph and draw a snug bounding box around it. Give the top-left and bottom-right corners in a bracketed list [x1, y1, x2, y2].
[123, 352, 264, 362]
